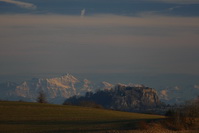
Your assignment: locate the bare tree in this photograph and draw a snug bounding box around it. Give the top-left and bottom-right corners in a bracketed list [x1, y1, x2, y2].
[37, 91, 47, 103]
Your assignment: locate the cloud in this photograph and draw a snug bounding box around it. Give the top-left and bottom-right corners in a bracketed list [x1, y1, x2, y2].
[81, 9, 86, 17]
[0, 0, 37, 9]
[138, 5, 184, 17]
[167, 6, 182, 11]
[1, 14, 199, 28]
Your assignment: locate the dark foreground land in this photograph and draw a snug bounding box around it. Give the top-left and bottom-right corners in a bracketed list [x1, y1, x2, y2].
[1, 101, 199, 133]
[0, 101, 166, 133]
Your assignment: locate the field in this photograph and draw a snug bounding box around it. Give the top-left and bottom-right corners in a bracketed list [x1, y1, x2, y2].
[0, 101, 166, 133]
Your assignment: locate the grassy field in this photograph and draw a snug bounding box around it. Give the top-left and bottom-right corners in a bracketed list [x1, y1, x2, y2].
[0, 101, 164, 133]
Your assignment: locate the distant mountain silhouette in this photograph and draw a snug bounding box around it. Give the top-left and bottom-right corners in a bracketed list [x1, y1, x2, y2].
[64, 84, 164, 113]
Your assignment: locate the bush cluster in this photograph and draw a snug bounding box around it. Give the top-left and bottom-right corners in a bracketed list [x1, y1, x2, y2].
[164, 98, 199, 130]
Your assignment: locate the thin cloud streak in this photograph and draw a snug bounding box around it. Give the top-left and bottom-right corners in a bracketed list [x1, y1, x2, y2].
[81, 9, 86, 17]
[1, 14, 199, 28]
[0, 0, 37, 9]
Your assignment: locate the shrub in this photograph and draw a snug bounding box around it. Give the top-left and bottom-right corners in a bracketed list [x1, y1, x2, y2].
[164, 99, 199, 131]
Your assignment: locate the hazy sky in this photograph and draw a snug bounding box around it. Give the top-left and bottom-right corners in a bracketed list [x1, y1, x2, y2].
[0, 0, 199, 75]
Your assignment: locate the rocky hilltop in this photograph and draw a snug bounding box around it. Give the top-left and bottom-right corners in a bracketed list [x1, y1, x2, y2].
[64, 84, 163, 113]
[112, 84, 161, 111]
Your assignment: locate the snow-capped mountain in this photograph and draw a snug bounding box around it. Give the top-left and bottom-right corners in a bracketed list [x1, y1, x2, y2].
[159, 85, 199, 104]
[0, 74, 99, 103]
[0, 73, 198, 105]
[16, 74, 80, 100]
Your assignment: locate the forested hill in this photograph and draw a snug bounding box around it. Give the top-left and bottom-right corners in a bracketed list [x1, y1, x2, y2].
[64, 84, 164, 113]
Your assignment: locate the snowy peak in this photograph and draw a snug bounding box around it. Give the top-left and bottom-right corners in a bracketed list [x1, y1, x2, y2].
[102, 81, 113, 87]
[60, 73, 79, 83]
[128, 83, 145, 88]
[78, 79, 93, 94]
[115, 83, 145, 88]
[158, 85, 199, 104]
[45, 74, 79, 90]
[100, 81, 114, 90]
[0, 74, 94, 103]
[84, 79, 91, 84]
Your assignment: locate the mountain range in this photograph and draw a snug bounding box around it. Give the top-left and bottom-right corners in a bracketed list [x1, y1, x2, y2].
[0, 74, 113, 103]
[0, 73, 198, 104]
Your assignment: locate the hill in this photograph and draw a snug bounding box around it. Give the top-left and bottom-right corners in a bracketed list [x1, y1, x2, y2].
[64, 84, 163, 113]
[0, 101, 164, 133]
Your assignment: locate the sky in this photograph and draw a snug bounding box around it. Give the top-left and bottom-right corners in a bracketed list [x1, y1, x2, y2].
[0, 0, 199, 75]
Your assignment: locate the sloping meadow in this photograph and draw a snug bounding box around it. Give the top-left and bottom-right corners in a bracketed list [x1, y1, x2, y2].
[0, 101, 164, 133]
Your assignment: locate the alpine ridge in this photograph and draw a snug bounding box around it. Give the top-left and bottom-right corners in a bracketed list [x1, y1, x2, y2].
[0, 74, 97, 103]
